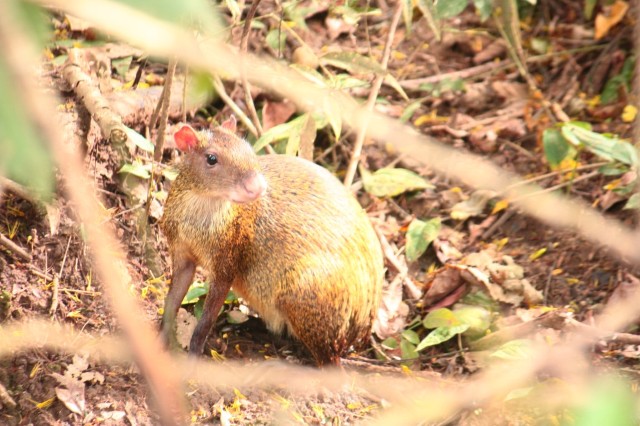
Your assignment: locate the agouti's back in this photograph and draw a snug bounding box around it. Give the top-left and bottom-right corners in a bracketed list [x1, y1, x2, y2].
[160, 117, 383, 365]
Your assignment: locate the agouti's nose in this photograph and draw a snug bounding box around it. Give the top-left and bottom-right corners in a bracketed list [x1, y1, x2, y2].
[242, 172, 268, 200]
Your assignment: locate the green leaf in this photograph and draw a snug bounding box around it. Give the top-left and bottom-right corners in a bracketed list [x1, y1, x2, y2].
[330, 74, 369, 90]
[266, 28, 286, 52]
[400, 100, 423, 123]
[598, 163, 626, 176]
[194, 297, 205, 319]
[285, 113, 316, 158]
[254, 114, 326, 153]
[405, 217, 441, 262]
[401, 0, 413, 34]
[435, 0, 469, 19]
[381, 337, 399, 350]
[623, 193, 640, 210]
[124, 127, 155, 153]
[118, 162, 151, 179]
[384, 74, 410, 101]
[361, 167, 433, 198]
[401, 329, 420, 345]
[423, 308, 460, 329]
[489, 339, 533, 361]
[453, 304, 492, 338]
[320, 51, 386, 75]
[0, 56, 54, 198]
[418, 78, 465, 97]
[416, 0, 441, 40]
[601, 56, 634, 105]
[162, 167, 179, 181]
[562, 124, 638, 166]
[415, 324, 469, 351]
[400, 338, 419, 359]
[472, 0, 493, 21]
[225, 290, 238, 303]
[182, 281, 209, 305]
[187, 71, 216, 106]
[530, 37, 549, 54]
[112, 56, 133, 77]
[573, 377, 636, 426]
[542, 128, 570, 167]
[584, 0, 597, 19]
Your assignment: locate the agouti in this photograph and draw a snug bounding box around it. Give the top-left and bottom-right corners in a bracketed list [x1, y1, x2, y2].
[160, 116, 383, 366]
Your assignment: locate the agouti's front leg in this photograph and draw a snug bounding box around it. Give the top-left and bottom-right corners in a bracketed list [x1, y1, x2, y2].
[161, 254, 196, 348]
[189, 279, 232, 355]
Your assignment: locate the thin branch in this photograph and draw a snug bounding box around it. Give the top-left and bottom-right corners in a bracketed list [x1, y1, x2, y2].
[343, 2, 403, 187]
[212, 75, 258, 137]
[0, 233, 31, 261]
[153, 58, 177, 164]
[0, 3, 186, 424]
[145, 58, 177, 221]
[240, 0, 264, 137]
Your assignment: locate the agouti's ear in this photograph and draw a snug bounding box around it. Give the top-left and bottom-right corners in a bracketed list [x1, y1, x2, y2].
[220, 115, 237, 133]
[174, 125, 199, 152]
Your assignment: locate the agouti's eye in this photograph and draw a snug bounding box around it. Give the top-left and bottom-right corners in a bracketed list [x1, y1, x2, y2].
[205, 154, 218, 166]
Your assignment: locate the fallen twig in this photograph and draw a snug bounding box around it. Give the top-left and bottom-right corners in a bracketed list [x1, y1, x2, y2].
[344, 2, 402, 187]
[0, 4, 186, 423]
[0, 382, 16, 409]
[0, 232, 31, 261]
[240, 0, 264, 137]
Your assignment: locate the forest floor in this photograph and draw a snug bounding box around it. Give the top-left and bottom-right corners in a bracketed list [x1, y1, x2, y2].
[1, 2, 639, 425]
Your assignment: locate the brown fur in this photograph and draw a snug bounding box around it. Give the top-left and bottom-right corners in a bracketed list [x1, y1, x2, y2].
[160, 125, 383, 366]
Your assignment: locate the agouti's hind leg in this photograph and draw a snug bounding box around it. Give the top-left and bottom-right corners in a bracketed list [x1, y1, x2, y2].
[189, 280, 232, 355]
[279, 299, 343, 366]
[162, 255, 196, 348]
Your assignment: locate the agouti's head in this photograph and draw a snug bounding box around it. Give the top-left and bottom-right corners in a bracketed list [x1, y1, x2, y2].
[173, 116, 267, 203]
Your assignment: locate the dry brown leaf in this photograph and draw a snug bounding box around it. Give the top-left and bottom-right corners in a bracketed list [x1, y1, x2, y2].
[595, 0, 629, 40]
[262, 99, 297, 132]
[176, 308, 197, 350]
[468, 127, 498, 153]
[422, 267, 465, 308]
[374, 275, 409, 338]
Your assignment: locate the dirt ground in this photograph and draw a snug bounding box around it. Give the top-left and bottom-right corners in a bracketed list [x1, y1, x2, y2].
[1, 2, 638, 425]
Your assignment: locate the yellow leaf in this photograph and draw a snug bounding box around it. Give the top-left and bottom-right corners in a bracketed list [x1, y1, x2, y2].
[529, 248, 547, 261]
[622, 104, 637, 123]
[594, 0, 629, 40]
[271, 393, 291, 409]
[566, 278, 580, 285]
[604, 178, 621, 191]
[585, 95, 600, 108]
[36, 396, 56, 409]
[291, 412, 305, 422]
[233, 388, 247, 400]
[552, 268, 563, 275]
[495, 237, 509, 250]
[400, 364, 414, 376]
[312, 404, 325, 417]
[413, 110, 448, 126]
[209, 350, 226, 361]
[492, 199, 509, 214]
[346, 402, 362, 410]
[30, 362, 41, 379]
